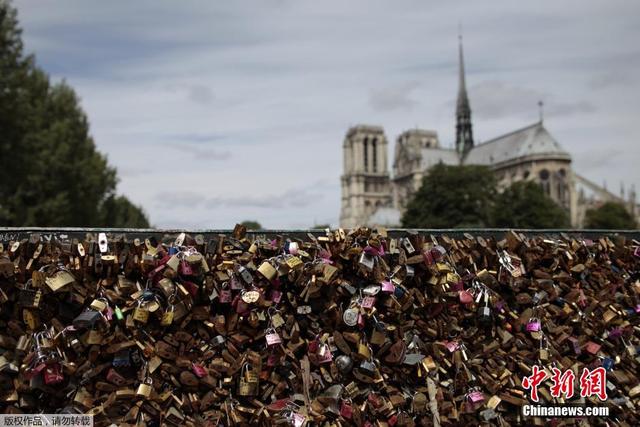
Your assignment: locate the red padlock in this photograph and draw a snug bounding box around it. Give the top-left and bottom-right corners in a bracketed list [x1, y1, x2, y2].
[459, 290, 474, 304]
[180, 260, 193, 276]
[340, 400, 353, 419]
[43, 363, 64, 385]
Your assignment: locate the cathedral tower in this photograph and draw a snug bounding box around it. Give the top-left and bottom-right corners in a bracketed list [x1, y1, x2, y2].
[455, 34, 474, 158]
[340, 125, 392, 228]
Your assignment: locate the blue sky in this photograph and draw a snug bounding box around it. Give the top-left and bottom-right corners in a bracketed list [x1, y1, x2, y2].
[13, 0, 640, 228]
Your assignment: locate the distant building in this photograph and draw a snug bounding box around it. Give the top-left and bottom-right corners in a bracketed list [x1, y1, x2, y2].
[340, 36, 638, 228]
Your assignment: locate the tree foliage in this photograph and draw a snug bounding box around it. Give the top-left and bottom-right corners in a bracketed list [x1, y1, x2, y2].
[401, 163, 497, 228]
[240, 220, 262, 230]
[585, 202, 637, 230]
[493, 181, 569, 228]
[0, 0, 149, 227]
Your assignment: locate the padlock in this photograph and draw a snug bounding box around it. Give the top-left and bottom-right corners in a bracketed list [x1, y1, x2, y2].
[335, 355, 353, 374]
[237, 265, 254, 284]
[238, 364, 259, 396]
[192, 363, 208, 378]
[73, 309, 103, 330]
[258, 261, 277, 281]
[340, 400, 354, 419]
[526, 317, 541, 332]
[136, 377, 153, 398]
[133, 301, 150, 324]
[265, 328, 282, 346]
[15, 334, 31, 355]
[359, 252, 375, 271]
[357, 360, 377, 378]
[18, 281, 41, 309]
[161, 304, 175, 326]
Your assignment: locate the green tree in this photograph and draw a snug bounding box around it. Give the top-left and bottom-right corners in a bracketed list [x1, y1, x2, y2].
[584, 202, 637, 230]
[0, 0, 149, 227]
[241, 220, 262, 230]
[100, 195, 150, 228]
[401, 163, 497, 228]
[492, 181, 569, 228]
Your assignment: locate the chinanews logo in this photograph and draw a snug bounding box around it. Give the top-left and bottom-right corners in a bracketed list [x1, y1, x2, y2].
[521, 365, 610, 418]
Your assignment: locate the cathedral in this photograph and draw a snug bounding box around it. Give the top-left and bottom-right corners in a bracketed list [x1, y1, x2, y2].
[340, 37, 638, 228]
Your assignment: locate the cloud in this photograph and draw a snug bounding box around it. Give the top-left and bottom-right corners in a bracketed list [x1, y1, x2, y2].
[153, 191, 205, 207]
[467, 81, 595, 120]
[188, 84, 215, 105]
[166, 144, 232, 161]
[588, 71, 633, 90]
[369, 82, 420, 112]
[11, 0, 640, 228]
[206, 185, 323, 209]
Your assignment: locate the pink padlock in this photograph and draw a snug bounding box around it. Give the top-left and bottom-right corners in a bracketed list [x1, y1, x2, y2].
[526, 318, 541, 332]
[468, 389, 485, 404]
[445, 341, 459, 353]
[361, 296, 376, 309]
[43, 363, 64, 385]
[381, 281, 395, 293]
[192, 363, 208, 378]
[265, 329, 282, 346]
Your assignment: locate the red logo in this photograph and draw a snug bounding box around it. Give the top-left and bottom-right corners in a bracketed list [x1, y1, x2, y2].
[522, 366, 607, 402]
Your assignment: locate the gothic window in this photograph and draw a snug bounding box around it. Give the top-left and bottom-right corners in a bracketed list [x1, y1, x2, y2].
[539, 169, 550, 180]
[523, 170, 530, 179]
[372, 138, 378, 172]
[363, 138, 369, 172]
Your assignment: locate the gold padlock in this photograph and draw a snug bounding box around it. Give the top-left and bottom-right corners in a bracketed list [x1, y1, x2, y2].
[133, 301, 149, 324]
[160, 304, 175, 326]
[136, 377, 153, 398]
[370, 328, 386, 346]
[15, 335, 31, 354]
[357, 341, 372, 360]
[90, 298, 107, 312]
[257, 261, 277, 281]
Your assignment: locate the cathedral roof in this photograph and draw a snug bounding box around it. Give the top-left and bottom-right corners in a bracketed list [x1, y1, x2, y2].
[464, 122, 571, 166]
[420, 147, 459, 169]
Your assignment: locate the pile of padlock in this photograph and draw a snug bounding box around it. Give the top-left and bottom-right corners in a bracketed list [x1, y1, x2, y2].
[0, 226, 639, 426]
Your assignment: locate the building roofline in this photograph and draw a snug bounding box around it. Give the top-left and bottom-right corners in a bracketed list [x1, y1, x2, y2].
[472, 121, 542, 148]
[346, 125, 385, 138]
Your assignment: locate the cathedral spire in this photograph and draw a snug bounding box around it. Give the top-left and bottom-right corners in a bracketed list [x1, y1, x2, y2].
[455, 33, 474, 158]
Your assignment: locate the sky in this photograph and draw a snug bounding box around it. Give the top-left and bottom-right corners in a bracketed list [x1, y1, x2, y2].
[12, 0, 640, 229]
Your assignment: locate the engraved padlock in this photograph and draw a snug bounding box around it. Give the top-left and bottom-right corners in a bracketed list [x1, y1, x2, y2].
[238, 366, 259, 396]
[133, 300, 149, 324]
[265, 328, 282, 347]
[161, 296, 176, 326]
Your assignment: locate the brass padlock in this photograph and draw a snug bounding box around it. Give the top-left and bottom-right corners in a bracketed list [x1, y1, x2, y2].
[257, 261, 277, 281]
[238, 364, 259, 396]
[160, 304, 175, 327]
[136, 377, 153, 398]
[133, 301, 149, 324]
[15, 335, 31, 355]
[89, 298, 108, 312]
